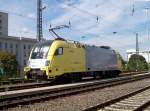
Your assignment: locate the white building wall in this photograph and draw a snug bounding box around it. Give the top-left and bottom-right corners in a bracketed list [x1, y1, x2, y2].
[0, 36, 37, 76]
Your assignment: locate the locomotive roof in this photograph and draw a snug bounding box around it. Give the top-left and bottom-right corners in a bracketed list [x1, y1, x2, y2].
[84, 45, 112, 50]
[36, 40, 53, 46]
[35, 39, 113, 51]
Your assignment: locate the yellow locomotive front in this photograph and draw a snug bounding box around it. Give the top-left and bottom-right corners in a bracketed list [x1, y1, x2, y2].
[24, 40, 53, 80]
[24, 39, 86, 80]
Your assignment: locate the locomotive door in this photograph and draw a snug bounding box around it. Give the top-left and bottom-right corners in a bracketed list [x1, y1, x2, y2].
[51, 47, 65, 76]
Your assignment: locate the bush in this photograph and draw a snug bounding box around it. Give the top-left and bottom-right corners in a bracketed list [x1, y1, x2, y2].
[0, 51, 18, 80]
[127, 54, 148, 72]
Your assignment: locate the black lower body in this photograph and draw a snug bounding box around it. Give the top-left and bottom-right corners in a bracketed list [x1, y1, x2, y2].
[26, 69, 47, 80]
[26, 69, 121, 82]
[53, 70, 121, 83]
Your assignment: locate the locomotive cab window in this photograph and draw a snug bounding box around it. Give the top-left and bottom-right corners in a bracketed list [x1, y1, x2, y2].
[31, 44, 50, 59]
[55, 48, 63, 55]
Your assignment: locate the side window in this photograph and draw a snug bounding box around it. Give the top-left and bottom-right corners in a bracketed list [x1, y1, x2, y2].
[55, 47, 63, 55]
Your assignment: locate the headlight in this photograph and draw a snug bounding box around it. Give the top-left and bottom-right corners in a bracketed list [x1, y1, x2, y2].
[45, 60, 50, 66]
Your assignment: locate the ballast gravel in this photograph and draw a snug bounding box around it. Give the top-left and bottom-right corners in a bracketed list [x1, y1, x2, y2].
[5, 78, 150, 111]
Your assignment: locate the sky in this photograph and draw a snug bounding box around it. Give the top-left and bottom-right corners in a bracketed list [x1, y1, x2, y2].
[0, 0, 150, 60]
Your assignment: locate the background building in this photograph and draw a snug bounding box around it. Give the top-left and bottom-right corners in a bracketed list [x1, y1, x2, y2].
[0, 36, 37, 76]
[126, 49, 150, 63]
[0, 11, 37, 76]
[0, 12, 8, 37]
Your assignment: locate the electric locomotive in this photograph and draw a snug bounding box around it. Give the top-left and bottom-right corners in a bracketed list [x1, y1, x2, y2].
[24, 38, 122, 80]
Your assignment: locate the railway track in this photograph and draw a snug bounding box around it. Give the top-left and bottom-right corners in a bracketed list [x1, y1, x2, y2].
[0, 78, 35, 86]
[0, 81, 53, 92]
[83, 84, 150, 111]
[0, 71, 146, 92]
[0, 72, 150, 110]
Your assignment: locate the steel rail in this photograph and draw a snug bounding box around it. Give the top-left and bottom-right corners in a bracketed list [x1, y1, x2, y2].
[0, 72, 150, 110]
[0, 81, 52, 92]
[0, 71, 147, 92]
[83, 77, 150, 111]
[0, 79, 35, 86]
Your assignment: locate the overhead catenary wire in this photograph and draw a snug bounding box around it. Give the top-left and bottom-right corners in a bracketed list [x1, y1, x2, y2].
[55, 0, 101, 23]
[50, 1, 136, 42]
[52, 0, 103, 37]
[54, 0, 123, 37]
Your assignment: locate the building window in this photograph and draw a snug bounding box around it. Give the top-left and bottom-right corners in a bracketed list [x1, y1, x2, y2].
[0, 26, 2, 30]
[24, 53, 26, 57]
[0, 20, 2, 23]
[10, 43, 13, 48]
[5, 43, 7, 49]
[24, 45, 26, 50]
[0, 32, 2, 35]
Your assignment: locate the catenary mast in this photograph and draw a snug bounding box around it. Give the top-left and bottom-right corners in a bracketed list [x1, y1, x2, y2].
[37, 0, 43, 41]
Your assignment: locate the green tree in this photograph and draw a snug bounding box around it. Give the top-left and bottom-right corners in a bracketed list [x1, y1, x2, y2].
[0, 51, 18, 79]
[127, 54, 148, 72]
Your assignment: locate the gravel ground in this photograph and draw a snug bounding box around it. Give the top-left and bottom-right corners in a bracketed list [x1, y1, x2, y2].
[4, 78, 150, 111]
